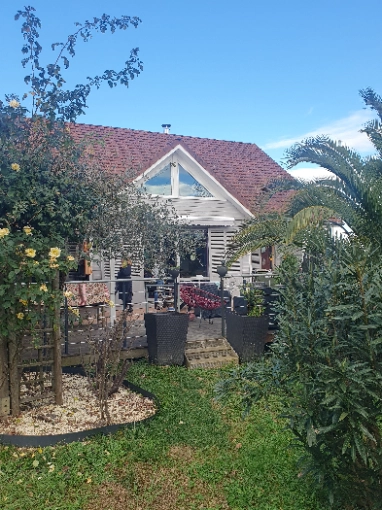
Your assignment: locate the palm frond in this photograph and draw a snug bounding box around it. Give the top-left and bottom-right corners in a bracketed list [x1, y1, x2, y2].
[360, 118, 382, 158]
[284, 137, 367, 203]
[229, 89, 382, 262]
[285, 206, 334, 244]
[226, 215, 287, 266]
[360, 88, 382, 121]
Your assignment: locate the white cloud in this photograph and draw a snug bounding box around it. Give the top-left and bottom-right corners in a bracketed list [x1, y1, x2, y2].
[288, 167, 335, 181]
[263, 110, 376, 154]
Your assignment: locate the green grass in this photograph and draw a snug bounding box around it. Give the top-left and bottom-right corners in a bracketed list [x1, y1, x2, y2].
[0, 362, 325, 510]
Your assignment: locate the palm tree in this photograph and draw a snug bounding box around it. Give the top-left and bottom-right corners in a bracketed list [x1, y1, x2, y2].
[227, 88, 382, 266]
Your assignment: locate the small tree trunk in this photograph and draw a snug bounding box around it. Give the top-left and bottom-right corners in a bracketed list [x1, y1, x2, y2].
[0, 336, 10, 416]
[52, 272, 63, 405]
[8, 333, 20, 416]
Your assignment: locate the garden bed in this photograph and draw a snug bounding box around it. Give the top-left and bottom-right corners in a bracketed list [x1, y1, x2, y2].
[0, 371, 157, 447]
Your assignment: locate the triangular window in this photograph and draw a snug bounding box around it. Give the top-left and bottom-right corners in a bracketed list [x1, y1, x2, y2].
[179, 164, 213, 197]
[144, 164, 172, 195]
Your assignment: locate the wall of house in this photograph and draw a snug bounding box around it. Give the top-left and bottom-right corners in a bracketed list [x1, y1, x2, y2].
[168, 197, 241, 221]
[87, 180, 268, 302]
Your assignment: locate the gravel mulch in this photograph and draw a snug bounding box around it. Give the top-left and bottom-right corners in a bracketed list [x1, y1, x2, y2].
[0, 373, 156, 436]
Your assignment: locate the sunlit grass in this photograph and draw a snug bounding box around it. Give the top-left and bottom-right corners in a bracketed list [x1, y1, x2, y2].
[0, 361, 324, 510]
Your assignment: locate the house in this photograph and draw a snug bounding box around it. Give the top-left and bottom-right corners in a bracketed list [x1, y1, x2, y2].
[68, 123, 293, 283]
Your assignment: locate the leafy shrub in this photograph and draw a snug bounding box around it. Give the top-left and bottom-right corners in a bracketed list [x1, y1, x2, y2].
[240, 283, 265, 316]
[0, 228, 76, 339]
[217, 238, 382, 508]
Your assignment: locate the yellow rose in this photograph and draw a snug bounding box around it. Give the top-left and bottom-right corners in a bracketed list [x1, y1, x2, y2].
[64, 290, 74, 298]
[11, 163, 20, 172]
[19, 299, 28, 306]
[49, 247, 61, 258]
[40, 284, 48, 292]
[50, 263, 59, 269]
[68, 306, 80, 318]
[23, 226, 32, 235]
[9, 99, 20, 108]
[107, 300, 115, 308]
[25, 248, 36, 258]
[0, 228, 10, 238]
[17, 312, 24, 320]
[67, 255, 75, 261]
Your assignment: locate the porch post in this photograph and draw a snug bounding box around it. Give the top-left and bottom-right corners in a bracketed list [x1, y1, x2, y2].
[8, 332, 20, 416]
[216, 262, 228, 338]
[110, 257, 116, 326]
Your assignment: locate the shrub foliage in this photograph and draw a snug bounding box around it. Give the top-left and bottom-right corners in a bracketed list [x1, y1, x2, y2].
[217, 238, 382, 508]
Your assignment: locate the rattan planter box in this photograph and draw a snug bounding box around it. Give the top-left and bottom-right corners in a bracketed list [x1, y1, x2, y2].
[226, 311, 269, 362]
[144, 312, 189, 365]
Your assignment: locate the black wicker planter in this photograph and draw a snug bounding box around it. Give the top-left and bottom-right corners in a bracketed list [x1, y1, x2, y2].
[144, 312, 189, 365]
[226, 311, 269, 362]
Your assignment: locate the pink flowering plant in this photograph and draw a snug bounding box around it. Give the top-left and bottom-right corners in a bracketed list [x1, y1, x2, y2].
[180, 285, 221, 312]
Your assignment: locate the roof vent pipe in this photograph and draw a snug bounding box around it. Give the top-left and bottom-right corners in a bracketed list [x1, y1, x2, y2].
[161, 124, 171, 134]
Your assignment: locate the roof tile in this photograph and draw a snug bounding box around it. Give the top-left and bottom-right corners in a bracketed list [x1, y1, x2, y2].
[68, 123, 293, 213]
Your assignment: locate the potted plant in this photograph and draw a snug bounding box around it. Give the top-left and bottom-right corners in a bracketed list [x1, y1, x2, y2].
[226, 284, 269, 362]
[144, 268, 189, 365]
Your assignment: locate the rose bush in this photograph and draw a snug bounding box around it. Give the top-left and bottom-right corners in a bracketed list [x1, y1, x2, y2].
[0, 227, 76, 341]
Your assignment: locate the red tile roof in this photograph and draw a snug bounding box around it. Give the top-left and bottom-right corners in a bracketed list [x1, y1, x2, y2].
[68, 123, 293, 213]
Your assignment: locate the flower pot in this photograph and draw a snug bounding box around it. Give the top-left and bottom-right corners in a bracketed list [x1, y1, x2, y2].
[226, 311, 269, 362]
[144, 312, 189, 365]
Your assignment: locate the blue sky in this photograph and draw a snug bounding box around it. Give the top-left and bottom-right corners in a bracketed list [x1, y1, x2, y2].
[1, 0, 381, 178]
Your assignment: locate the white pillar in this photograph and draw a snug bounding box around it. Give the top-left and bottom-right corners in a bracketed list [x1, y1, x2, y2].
[110, 257, 116, 326]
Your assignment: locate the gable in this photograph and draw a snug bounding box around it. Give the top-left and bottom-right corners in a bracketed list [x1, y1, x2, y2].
[134, 145, 254, 222]
[68, 123, 294, 213]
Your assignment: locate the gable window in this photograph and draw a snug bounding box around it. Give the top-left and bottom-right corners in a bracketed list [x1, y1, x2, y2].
[178, 165, 213, 197]
[143, 160, 213, 198]
[144, 164, 172, 195]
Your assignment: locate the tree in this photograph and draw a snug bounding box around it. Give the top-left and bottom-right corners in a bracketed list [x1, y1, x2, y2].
[14, 5, 143, 121]
[1, 5, 143, 243]
[0, 6, 195, 415]
[226, 207, 334, 268]
[0, 5, 197, 265]
[226, 88, 382, 266]
[284, 88, 382, 246]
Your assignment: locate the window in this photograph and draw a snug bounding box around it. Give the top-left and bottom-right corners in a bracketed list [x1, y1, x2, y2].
[143, 160, 213, 198]
[179, 165, 213, 197]
[144, 164, 172, 195]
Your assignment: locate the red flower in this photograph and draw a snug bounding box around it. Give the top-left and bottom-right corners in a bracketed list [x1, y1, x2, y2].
[180, 285, 221, 311]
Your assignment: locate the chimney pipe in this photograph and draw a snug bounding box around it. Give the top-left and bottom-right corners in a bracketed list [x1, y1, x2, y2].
[161, 124, 171, 134]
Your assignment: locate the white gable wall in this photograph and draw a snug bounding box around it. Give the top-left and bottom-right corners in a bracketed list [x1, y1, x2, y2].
[131, 145, 265, 281]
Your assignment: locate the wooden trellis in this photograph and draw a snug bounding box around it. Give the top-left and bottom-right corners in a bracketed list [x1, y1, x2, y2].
[0, 273, 62, 417]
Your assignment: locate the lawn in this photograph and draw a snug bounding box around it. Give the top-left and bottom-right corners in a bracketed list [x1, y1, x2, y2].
[0, 362, 324, 510]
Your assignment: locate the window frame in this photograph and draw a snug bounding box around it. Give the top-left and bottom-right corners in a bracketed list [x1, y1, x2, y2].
[144, 159, 215, 199]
